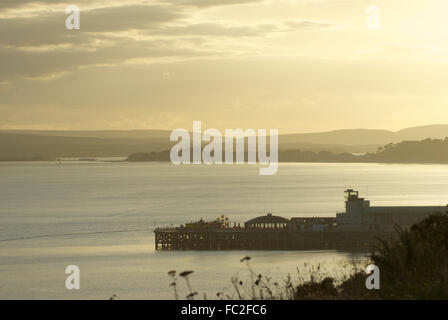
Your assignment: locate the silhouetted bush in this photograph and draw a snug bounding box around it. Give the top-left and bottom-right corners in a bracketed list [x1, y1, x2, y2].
[369, 213, 448, 299]
[294, 213, 448, 299]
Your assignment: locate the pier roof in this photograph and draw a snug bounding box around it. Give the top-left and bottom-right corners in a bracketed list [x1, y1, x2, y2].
[245, 213, 289, 224]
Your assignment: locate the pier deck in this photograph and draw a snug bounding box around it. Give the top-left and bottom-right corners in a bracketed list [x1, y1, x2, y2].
[154, 228, 392, 251]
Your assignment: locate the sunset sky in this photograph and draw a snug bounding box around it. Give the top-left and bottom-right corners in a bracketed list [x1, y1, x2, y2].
[1, 0, 447, 133]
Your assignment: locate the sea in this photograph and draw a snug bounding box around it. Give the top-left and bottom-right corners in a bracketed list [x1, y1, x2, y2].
[1, 161, 448, 299]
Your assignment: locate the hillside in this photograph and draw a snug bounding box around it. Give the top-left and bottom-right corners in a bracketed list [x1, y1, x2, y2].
[0, 133, 169, 160]
[127, 138, 448, 164]
[365, 138, 448, 163]
[281, 124, 448, 146]
[1, 124, 448, 160]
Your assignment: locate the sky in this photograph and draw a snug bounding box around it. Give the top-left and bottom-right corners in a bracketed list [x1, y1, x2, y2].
[0, 0, 447, 133]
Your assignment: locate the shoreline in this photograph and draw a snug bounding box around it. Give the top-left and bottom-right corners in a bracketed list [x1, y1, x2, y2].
[3, 159, 448, 166]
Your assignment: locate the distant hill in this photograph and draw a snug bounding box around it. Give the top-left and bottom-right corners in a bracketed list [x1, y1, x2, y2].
[280, 129, 395, 146]
[280, 124, 448, 146]
[1, 124, 448, 160]
[127, 138, 448, 164]
[0, 133, 169, 160]
[395, 125, 448, 141]
[364, 138, 448, 163]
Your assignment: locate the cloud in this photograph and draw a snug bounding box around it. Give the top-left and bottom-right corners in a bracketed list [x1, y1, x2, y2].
[82, 5, 183, 32]
[162, 0, 265, 8]
[0, 0, 106, 11]
[0, 4, 182, 46]
[0, 0, 265, 11]
[0, 3, 221, 80]
[0, 38, 224, 80]
[0, 0, 60, 10]
[0, 0, 340, 81]
[151, 20, 337, 37]
[284, 20, 337, 31]
[151, 22, 276, 37]
[0, 0, 342, 82]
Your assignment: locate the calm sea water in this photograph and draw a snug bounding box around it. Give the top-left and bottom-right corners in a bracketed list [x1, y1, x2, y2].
[1, 162, 448, 299]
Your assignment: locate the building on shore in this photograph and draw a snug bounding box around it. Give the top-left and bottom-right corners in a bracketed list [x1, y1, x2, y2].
[336, 189, 448, 232]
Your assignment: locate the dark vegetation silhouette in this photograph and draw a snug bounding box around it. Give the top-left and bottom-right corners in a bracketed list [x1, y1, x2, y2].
[364, 138, 448, 163]
[127, 138, 448, 164]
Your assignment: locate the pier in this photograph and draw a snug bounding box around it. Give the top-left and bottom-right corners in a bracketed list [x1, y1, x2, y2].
[154, 227, 392, 251]
[154, 189, 446, 252]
